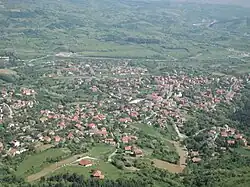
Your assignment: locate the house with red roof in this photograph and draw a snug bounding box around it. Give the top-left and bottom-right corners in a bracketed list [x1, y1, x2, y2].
[92, 170, 104, 179]
[121, 136, 130, 144]
[75, 123, 83, 130]
[221, 131, 228, 137]
[133, 148, 143, 157]
[57, 121, 66, 129]
[119, 117, 132, 123]
[79, 159, 93, 167]
[72, 115, 79, 122]
[88, 123, 96, 129]
[54, 135, 61, 143]
[124, 146, 132, 153]
[130, 111, 139, 118]
[67, 132, 74, 140]
[227, 140, 235, 145]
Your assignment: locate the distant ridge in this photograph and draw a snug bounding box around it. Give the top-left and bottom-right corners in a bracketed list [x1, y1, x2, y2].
[171, 0, 250, 8]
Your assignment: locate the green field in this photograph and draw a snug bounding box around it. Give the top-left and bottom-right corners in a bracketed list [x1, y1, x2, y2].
[89, 144, 115, 158]
[133, 123, 177, 141]
[15, 148, 71, 177]
[53, 161, 126, 180]
[133, 123, 163, 137]
[234, 147, 250, 156]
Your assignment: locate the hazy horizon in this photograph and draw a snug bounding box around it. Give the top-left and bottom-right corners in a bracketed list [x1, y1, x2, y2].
[171, 0, 250, 7]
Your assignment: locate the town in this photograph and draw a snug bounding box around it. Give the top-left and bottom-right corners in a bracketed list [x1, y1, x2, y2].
[1, 55, 250, 182]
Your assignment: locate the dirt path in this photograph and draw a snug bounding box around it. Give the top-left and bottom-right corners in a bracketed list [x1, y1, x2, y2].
[26, 153, 86, 182]
[171, 141, 187, 166]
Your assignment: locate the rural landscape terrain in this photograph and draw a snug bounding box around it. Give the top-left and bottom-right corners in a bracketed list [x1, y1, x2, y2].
[1, 0, 250, 187]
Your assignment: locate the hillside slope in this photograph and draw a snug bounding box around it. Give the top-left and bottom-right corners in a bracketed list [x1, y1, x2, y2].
[0, 0, 250, 61]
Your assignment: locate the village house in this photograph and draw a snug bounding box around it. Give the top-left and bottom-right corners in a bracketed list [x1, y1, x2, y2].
[124, 146, 132, 154]
[88, 123, 96, 129]
[227, 140, 235, 145]
[121, 135, 138, 144]
[92, 170, 104, 179]
[67, 132, 74, 140]
[54, 135, 61, 143]
[7, 148, 17, 157]
[104, 138, 116, 146]
[133, 147, 143, 157]
[124, 146, 143, 157]
[10, 140, 20, 147]
[192, 157, 202, 163]
[190, 151, 199, 157]
[44, 136, 51, 143]
[79, 159, 93, 167]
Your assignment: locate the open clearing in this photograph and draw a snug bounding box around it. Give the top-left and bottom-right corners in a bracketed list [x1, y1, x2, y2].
[16, 148, 71, 178]
[152, 159, 185, 173]
[53, 160, 123, 180]
[89, 144, 115, 157]
[26, 152, 87, 182]
[26, 145, 115, 182]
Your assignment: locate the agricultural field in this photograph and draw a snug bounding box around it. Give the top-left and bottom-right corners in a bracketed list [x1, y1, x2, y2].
[15, 148, 71, 177]
[88, 144, 115, 158]
[53, 160, 126, 180]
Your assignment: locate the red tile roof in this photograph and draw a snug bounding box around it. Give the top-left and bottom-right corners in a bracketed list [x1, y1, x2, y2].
[88, 123, 96, 128]
[125, 146, 132, 151]
[54, 135, 61, 142]
[227, 140, 235, 145]
[92, 170, 102, 177]
[79, 159, 92, 166]
[67, 132, 74, 139]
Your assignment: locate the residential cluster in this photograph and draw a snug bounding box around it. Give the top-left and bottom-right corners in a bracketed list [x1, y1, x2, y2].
[0, 60, 248, 163]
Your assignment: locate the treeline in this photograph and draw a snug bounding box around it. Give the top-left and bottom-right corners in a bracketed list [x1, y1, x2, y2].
[184, 152, 250, 187]
[231, 84, 250, 136]
[34, 173, 151, 187]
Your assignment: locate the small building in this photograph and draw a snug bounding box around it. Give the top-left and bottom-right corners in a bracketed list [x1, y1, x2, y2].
[192, 157, 202, 163]
[221, 131, 228, 137]
[88, 123, 96, 129]
[79, 159, 93, 167]
[227, 140, 235, 145]
[44, 136, 51, 143]
[133, 148, 143, 157]
[190, 151, 199, 157]
[54, 135, 61, 143]
[124, 146, 132, 154]
[67, 132, 74, 140]
[92, 170, 104, 179]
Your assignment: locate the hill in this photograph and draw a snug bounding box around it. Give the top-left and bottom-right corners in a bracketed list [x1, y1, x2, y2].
[172, 0, 250, 7]
[0, 0, 250, 62]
